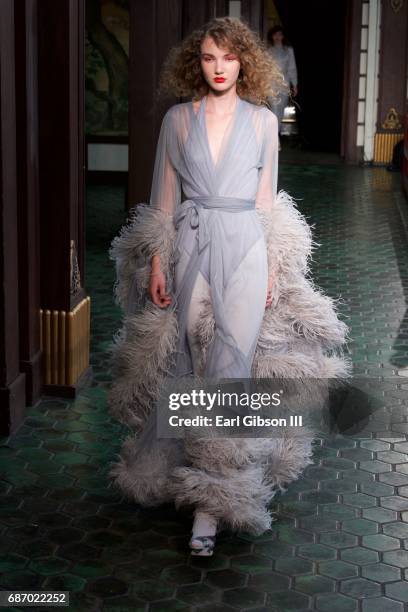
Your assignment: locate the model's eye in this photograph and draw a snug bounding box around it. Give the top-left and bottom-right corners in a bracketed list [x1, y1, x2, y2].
[226, 55, 238, 61]
[202, 56, 214, 62]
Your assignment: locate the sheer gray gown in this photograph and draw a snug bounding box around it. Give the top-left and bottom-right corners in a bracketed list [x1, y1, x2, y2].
[108, 94, 340, 530]
[151, 94, 279, 379]
[110, 95, 288, 529]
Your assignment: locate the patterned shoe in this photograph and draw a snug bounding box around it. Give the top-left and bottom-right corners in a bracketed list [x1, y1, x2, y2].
[189, 535, 216, 556]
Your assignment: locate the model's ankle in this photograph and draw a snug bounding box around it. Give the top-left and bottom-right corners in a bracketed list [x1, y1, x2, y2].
[192, 510, 217, 538]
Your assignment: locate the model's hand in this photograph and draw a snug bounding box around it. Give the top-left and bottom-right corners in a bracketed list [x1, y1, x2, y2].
[149, 269, 172, 308]
[265, 275, 274, 309]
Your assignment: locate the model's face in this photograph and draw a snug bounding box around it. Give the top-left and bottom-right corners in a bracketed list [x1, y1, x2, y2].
[200, 36, 241, 94]
[272, 31, 284, 44]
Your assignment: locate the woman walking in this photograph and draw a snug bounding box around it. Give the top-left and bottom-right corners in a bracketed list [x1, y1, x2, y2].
[108, 16, 349, 556]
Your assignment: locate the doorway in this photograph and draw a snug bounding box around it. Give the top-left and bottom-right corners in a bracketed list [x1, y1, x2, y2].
[274, 0, 347, 154]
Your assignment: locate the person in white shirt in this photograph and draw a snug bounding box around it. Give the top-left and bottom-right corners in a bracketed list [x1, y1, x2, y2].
[266, 25, 298, 140]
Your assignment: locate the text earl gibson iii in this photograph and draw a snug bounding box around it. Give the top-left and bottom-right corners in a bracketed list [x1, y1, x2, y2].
[168, 414, 304, 428]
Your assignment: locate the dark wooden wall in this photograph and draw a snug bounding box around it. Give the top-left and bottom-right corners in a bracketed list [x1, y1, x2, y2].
[15, 0, 42, 407]
[0, 0, 27, 433]
[128, 1, 183, 205]
[376, 0, 408, 135]
[0, 0, 86, 434]
[38, 0, 86, 312]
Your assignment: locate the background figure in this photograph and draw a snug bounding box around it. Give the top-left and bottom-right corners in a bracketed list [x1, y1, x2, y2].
[266, 25, 298, 140]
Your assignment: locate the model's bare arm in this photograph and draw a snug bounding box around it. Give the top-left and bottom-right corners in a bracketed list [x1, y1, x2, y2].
[149, 254, 172, 308]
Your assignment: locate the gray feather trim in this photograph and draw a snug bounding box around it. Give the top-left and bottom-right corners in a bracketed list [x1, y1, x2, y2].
[182, 436, 275, 473]
[109, 204, 175, 312]
[108, 434, 185, 506]
[106, 192, 351, 533]
[256, 190, 315, 303]
[107, 304, 178, 427]
[263, 430, 315, 490]
[171, 464, 274, 534]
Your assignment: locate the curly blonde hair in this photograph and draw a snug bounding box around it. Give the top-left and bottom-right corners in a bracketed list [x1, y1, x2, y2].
[158, 16, 286, 105]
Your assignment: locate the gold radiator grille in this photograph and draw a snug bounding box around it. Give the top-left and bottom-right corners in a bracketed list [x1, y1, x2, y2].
[40, 296, 91, 386]
[374, 132, 403, 164]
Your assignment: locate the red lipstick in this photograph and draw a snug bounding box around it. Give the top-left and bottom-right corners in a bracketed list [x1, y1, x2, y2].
[214, 77, 226, 83]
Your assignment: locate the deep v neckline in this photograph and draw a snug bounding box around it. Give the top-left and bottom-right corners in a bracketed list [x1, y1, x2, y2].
[192, 94, 241, 173]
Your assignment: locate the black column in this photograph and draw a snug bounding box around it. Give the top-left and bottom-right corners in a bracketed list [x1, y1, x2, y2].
[128, 0, 182, 206]
[38, 0, 86, 312]
[15, 0, 42, 407]
[0, 0, 27, 434]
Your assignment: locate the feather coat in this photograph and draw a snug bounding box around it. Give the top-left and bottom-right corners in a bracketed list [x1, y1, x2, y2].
[106, 189, 350, 534]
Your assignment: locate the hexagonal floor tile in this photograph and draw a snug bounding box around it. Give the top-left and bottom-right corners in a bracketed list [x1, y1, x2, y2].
[175, 584, 220, 608]
[362, 562, 401, 582]
[162, 565, 202, 585]
[377, 451, 408, 464]
[298, 544, 336, 561]
[340, 547, 379, 565]
[43, 573, 87, 592]
[340, 577, 381, 598]
[359, 460, 391, 474]
[342, 493, 376, 508]
[28, 556, 70, 576]
[383, 522, 408, 538]
[383, 550, 408, 568]
[380, 472, 408, 486]
[249, 571, 290, 593]
[360, 481, 394, 497]
[222, 587, 265, 609]
[380, 496, 408, 511]
[319, 531, 358, 549]
[230, 555, 272, 574]
[361, 597, 403, 612]
[294, 574, 335, 595]
[318, 560, 358, 580]
[274, 557, 313, 575]
[362, 534, 400, 551]
[385, 581, 408, 602]
[315, 593, 357, 612]
[130, 580, 175, 602]
[362, 507, 397, 523]
[265, 590, 310, 610]
[342, 518, 378, 535]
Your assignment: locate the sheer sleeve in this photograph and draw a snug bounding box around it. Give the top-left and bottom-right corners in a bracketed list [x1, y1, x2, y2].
[255, 109, 279, 214]
[287, 47, 298, 88]
[150, 109, 181, 215]
[255, 107, 312, 298]
[109, 108, 180, 314]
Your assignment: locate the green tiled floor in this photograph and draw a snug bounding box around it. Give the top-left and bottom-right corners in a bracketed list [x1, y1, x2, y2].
[1, 161, 408, 611]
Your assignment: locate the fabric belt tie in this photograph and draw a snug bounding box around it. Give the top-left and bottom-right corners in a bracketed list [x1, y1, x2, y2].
[174, 196, 256, 253]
